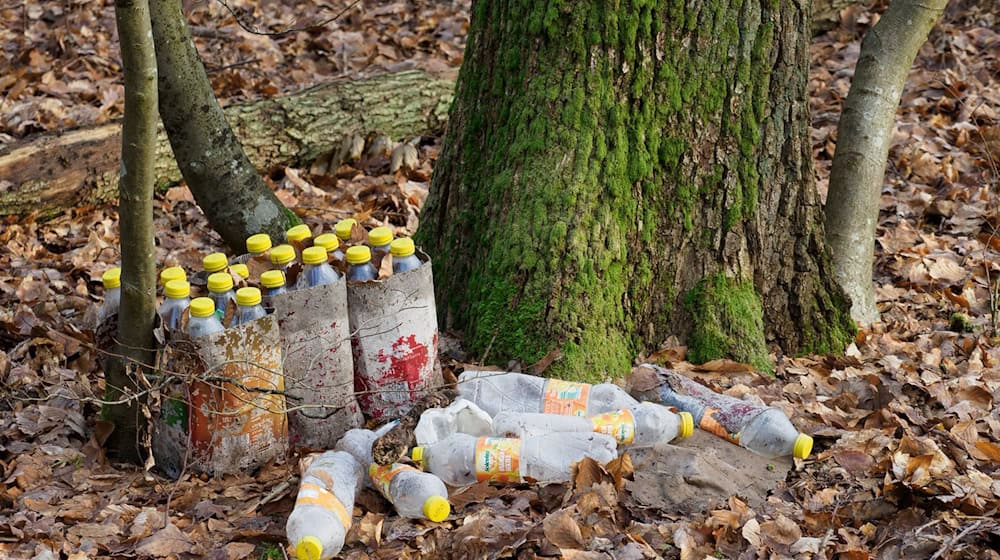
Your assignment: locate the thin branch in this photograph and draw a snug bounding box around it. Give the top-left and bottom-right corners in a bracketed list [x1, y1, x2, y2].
[214, 0, 362, 38]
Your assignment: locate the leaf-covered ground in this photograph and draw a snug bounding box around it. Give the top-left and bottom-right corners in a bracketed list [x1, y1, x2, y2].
[2, 1, 1000, 558]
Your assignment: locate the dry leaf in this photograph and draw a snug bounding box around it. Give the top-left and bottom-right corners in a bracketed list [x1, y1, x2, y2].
[136, 523, 193, 557]
[542, 509, 585, 549]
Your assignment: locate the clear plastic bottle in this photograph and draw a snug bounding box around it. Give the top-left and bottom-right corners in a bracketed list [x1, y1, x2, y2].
[159, 280, 191, 330]
[334, 218, 357, 242]
[229, 263, 249, 281]
[313, 233, 345, 262]
[492, 403, 694, 447]
[186, 298, 225, 337]
[368, 226, 394, 253]
[203, 252, 228, 274]
[457, 370, 638, 417]
[260, 270, 287, 311]
[159, 266, 186, 293]
[410, 432, 617, 486]
[98, 267, 121, 323]
[390, 238, 422, 274]
[345, 246, 378, 282]
[231, 287, 267, 327]
[246, 233, 272, 258]
[270, 244, 296, 273]
[286, 450, 363, 560]
[206, 272, 236, 320]
[296, 246, 340, 289]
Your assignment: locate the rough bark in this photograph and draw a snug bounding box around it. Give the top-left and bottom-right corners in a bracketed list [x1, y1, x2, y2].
[419, 0, 855, 380]
[104, 0, 158, 463]
[824, 0, 947, 326]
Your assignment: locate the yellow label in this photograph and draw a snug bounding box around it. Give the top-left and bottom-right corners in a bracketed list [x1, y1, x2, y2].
[475, 437, 521, 483]
[295, 482, 352, 529]
[590, 408, 636, 444]
[543, 379, 590, 416]
[369, 463, 416, 500]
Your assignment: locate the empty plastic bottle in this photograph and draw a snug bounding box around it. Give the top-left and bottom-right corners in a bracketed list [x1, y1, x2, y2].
[345, 246, 378, 282]
[286, 450, 363, 560]
[206, 272, 236, 320]
[159, 266, 186, 291]
[98, 267, 121, 323]
[334, 218, 357, 242]
[313, 233, 345, 262]
[368, 226, 394, 253]
[246, 233, 272, 257]
[457, 370, 638, 417]
[286, 224, 313, 244]
[390, 238, 422, 274]
[230, 263, 250, 281]
[270, 244, 296, 273]
[231, 287, 267, 327]
[186, 298, 225, 337]
[203, 252, 228, 274]
[260, 270, 287, 310]
[296, 246, 340, 289]
[492, 403, 694, 447]
[159, 280, 191, 330]
[410, 432, 617, 486]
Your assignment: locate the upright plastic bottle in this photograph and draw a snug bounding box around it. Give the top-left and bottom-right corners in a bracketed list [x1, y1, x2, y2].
[230, 263, 250, 281]
[313, 233, 345, 262]
[457, 370, 638, 417]
[334, 218, 357, 242]
[296, 246, 340, 289]
[98, 267, 121, 323]
[246, 233, 272, 258]
[231, 287, 267, 327]
[270, 244, 296, 273]
[159, 266, 186, 291]
[286, 224, 313, 244]
[286, 450, 363, 560]
[410, 432, 617, 486]
[260, 270, 287, 311]
[203, 252, 228, 274]
[206, 273, 236, 320]
[390, 238, 422, 274]
[345, 246, 378, 282]
[368, 226, 394, 253]
[492, 403, 694, 447]
[159, 280, 191, 330]
[186, 298, 225, 337]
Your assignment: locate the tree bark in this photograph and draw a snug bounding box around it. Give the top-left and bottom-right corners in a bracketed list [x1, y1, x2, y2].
[0, 70, 453, 219]
[419, 0, 855, 380]
[104, 0, 158, 463]
[824, 0, 947, 326]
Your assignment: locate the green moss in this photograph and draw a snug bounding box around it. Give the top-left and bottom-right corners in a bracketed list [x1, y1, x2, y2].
[949, 312, 974, 333]
[685, 274, 773, 373]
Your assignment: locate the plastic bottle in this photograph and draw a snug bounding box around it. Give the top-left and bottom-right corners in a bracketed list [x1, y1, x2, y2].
[159, 266, 186, 290]
[390, 238, 422, 274]
[313, 233, 345, 262]
[203, 252, 228, 274]
[345, 246, 378, 282]
[260, 270, 287, 311]
[270, 244, 296, 273]
[98, 267, 121, 322]
[457, 370, 638, 417]
[230, 263, 250, 281]
[296, 246, 340, 289]
[231, 287, 267, 327]
[634, 364, 812, 459]
[159, 280, 191, 330]
[492, 403, 694, 447]
[286, 450, 363, 560]
[368, 226, 393, 253]
[206, 272, 236, 320]
[410, 432, 617, 486]
[246, 233, 272, 258]
[334, 218, 357, 242]
[287, 224, 313, 244]
[186, 298, 225, 337]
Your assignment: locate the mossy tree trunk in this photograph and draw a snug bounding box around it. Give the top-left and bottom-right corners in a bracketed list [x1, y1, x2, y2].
[419, 0, 855, 380]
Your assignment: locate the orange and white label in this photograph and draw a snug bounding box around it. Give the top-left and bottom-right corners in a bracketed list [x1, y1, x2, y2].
[543, 380, 590, 416]
[295, 482, 352, 529]
[700, 408, 740, 444]
[590, 408, 636, 444]
[369, 463, 415, 500]
[475, 437, 521, 483]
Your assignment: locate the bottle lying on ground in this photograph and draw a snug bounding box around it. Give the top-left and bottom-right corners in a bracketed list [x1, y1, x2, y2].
[231, 287, 267, 327]
[159, 280, 191, 330]
[98, 267, 121, 323]
[185, 298, 224, 337]
[457, 370, 638, 417]
[286, 450, 363, 560]
[492, 402, 694, 447]
[390, 238, 422, 274]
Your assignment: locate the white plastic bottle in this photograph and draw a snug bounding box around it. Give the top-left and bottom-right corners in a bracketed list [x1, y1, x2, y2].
[457, 370, 638, 417]
[345, 246, 378, 282]
[206, 272, 236, 320]
[313, 233, 345, 262]
[296, 246, 340, 289]
[159, 280, 191, 330]
[492, 403, 694, 446]
[390, 238, 422, 274]
[410, 432, 617, 486]
[98, 267, 121, 323]
[367, 226, 394, 253]
[286, 450, 363, 560]
[231, 287, 267, 327]
[185, 298, 225, 337]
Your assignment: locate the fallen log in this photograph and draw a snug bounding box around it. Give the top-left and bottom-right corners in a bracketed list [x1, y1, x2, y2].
[0, 69, 454, 218]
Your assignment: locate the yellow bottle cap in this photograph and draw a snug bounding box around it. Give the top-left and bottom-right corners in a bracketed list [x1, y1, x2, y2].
[678, 411, 694, 439]
[295, 536, 323, 560]
[202, 252, 228, 273]
[422, 495, 450, 522]
[260, 270, 286, 288]
[368, 226, 393, 247]
[793, 433, 813, 460]
[236, 287, 262, 307]
[286, 224, 312, 242]
[410, 446, 425, 466]
[207, 272, 233, 293]
[302, 246, 328, 265]
[159, 266, 186, 286]
[313, 233, 340, 252]
[102, 267, 121, 289]
[345, 245, 371, 265]
[164, 280, 190, 299]
[270, 244, 296, 265]
[189, 297, 215, 318]
[245, 233, 272, 254]
[230, 263, 249, 279]
[390, 237, 416, 258]
[334, 218, 357, 241]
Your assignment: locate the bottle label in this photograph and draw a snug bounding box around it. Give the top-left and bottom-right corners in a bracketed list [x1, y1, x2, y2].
[543, 380, 590, 416]
[475, 437, 521, 483]
[369, 463, 416, 500]
[700, 407, 740, 444]
[590, 408, 636, 444]
[295, 482, 352, 529]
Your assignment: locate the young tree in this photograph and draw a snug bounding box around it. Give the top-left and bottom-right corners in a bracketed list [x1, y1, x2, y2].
[419, 1, 855, 379]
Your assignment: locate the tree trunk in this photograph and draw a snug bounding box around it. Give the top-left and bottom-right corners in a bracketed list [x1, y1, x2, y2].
[824, 0, 947, 326]
[0, 70, 453, 219]
[105, 0, 158, 463]
[149, 0, 296, 251]
[419, 0, 854, 380]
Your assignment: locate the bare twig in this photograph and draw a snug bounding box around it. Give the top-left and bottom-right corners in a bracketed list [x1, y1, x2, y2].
[214, 0, 362, 38]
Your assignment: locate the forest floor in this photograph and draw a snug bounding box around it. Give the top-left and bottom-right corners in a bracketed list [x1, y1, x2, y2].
[2, 0, 1000, 558]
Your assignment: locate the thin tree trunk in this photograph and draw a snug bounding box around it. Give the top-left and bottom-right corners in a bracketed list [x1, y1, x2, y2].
[149, 0, 296, 251]
[104, 0, 159, 463]
[824, 0, 948, 326]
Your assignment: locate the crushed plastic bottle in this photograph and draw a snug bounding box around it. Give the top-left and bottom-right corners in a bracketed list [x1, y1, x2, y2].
[492, 402, 694, 447]
[159, 280, 191, 330]
[159, 266, 186, 292]
[313, 233, 345, 262]
[390, 238, 422, 274]
[231, 287, 267, 327]
[286, 450, 363, 560]
[413, 398, 494, 446]
[260, 270, 287, 311]
[457, 370, 638, 417]
[345, 246, 378, 282]
[203, 252, 228, 274]
[632, 364, 813, 459]
[334, 218, 357, 242]
[368, 226, 393, 253]
[246, 233, 272, 257]
[296, 246, 340, 289]
[207, 273, 236, 320]
[270, 244, 296, 272]
[98, 267, 121, 323]
[186, 298, 225, 337]
[410, 431, 617, 486]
